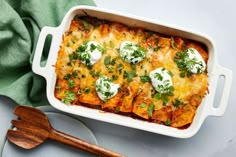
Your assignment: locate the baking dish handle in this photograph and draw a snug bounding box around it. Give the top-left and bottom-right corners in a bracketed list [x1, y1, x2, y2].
[208, 64, 233, 116]
[32, 26, 56, 78]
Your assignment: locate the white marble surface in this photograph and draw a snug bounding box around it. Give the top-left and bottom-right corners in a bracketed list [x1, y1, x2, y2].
[1, 0, 236, 156]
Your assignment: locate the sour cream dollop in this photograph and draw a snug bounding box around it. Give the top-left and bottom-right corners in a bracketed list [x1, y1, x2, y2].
[185, 48, 206, 73]
[149, 68, 173, 94]
[119, 41, 146, 64]
[96, 76, 120, 101]
[77, 41, 102, 66]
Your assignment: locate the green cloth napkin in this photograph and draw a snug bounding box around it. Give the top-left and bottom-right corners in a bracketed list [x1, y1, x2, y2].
[0, 0, 96, 107]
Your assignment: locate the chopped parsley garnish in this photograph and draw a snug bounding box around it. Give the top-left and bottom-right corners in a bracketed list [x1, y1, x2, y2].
[84, 87, 90, 94]
[117, 63, 123, 74]
[164, 119, 171, 125]
[66, 43, 70, 47]
[77, 44, 91, 66]
[167, 70, 174, 77]
[68, 30, 73, 35]
[130, 63, 136, 70]
[140, 75, 151, 83]
[90, 43, 97, 51]
[69, 52, 79, 61]
[153, 45, 161, 51]
[68, 79, 75, 89]
[154, 92, 162, 100]
[115, 107, 120, 112]
[104, 56, 116, 73]
[172, 98, 183, 108]
[140, 103, 146, 108]
[102, 42, 108, 53]
[74, 15, 80, 21]
[138, 32, 143, 36]
[90, 70, 100, 78]
[112, 75, 118, 81]
[62, 90, 76, 105]
[148, 104, 155, 117]
[155, 73, 163, 81]
[171, 37, 178, 50]
[104, 56, 111, 67]
[123, 70, 137, 82]
[81, 20, 90, 30]
[153, 85, 174, 106]
[63, 74, 72, 80]
[174, 51, 191, 77]
[109, 41, 115, 48]
[72, 71, 79, 78]
[162, 95, 169, 106]
[55, 85, 61, 92]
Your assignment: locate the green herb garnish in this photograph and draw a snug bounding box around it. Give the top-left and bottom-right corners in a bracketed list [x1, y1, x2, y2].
[162, 95, 169, 106]
[140, 103, 146, 108]
[164, 119, 171, 125]
[123, 70, 137, 82]
[104, 56, 111, 67]
[62, 90, 76, 105]
[69, 52, 79, 61]
[171, 37, 178, 50]
[84, 87, 90, 94]
[153, 45, 161, 51]
[148, 104, 155, 117]
[172, 98, 183, 108]
[63, 74, 72, 80]
[174, 51, 193, 77]
[90, 70, 100, 78]
[117, 63, 123, 74]
[81, 20, 90, 30]
[154, 92, 162, 100]
[153, 86, 174, 106]
[167, 70, 174, 77]
[104, 56, 116, 68]
[68, 79, 75, 89]
[174, 48, 206, 77]
[55, 85, 61, 92]
[112, 75, 118, 81]
[140, 75, 151, 83]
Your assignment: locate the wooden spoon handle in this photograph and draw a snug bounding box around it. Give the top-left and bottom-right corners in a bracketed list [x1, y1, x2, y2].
[49, 128, 125, 157]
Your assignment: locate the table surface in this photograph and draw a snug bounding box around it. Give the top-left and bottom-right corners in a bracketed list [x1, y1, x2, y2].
[1, 0, 236, 157]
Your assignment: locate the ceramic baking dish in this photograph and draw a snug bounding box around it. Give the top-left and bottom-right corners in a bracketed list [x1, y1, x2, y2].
[32, 6, 233, 138]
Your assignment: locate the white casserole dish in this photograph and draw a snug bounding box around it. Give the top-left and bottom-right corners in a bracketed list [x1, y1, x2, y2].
[32, 6, 233, 138]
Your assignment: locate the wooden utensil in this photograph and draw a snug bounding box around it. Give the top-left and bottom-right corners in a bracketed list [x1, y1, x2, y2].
[7, 105, 125, 157]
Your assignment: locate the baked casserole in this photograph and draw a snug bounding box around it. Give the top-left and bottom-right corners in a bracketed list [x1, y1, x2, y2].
[54, 16, 209, 129]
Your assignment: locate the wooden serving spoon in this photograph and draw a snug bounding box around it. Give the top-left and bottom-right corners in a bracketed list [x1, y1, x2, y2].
[7, 105, 125, 157]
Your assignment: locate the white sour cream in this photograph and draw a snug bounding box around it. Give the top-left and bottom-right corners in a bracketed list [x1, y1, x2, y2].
[149, 68, 173, 94]
[79, 41, 102, 66]
[185, 48, 206, 73]
[119, 41, 146, 64]
[96, 76, 120, 101]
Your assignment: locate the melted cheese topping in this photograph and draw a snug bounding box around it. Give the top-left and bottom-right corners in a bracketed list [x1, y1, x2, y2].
[55, 16, 209, 128]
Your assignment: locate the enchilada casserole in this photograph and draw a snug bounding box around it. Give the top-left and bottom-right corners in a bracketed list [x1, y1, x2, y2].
[54, 15, 209, 128]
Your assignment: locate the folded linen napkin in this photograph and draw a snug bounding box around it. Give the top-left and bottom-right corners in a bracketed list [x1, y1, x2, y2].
[0, 0, 95, 107]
